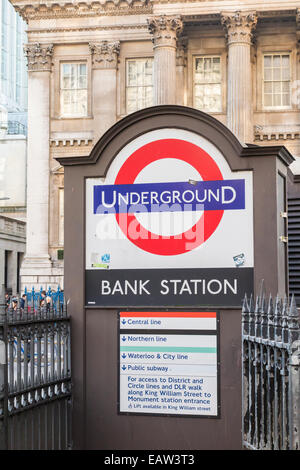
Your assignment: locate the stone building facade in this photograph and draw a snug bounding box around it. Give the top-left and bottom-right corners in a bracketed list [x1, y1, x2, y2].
[1, 0, 28, 221]
[0, 215, 26, 295]
[9, 0, 300, 290]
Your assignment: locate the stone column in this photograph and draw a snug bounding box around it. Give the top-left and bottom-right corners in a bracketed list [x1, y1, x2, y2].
[148, 15, 183, 105]
[296, 10, 300, 99]
[89, 41, 120, 142]
[176, 36, 188, 106]
[0, 249, 4, 288]
[22, 43, 53, 274]
[221, 11, 257, 144]
[7, 251, 17, 295]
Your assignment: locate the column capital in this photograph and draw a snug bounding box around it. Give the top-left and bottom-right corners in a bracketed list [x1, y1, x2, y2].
[89, 41, 120, 69]
[24, 43, 54, 72]
[221, 11, 257, 46]
[147, 15, 183, 49]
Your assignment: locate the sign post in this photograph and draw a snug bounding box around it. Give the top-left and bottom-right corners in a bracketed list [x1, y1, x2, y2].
[57, 105, 293, 450]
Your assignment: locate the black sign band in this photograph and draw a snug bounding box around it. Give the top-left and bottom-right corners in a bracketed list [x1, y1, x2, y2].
[85, 268, 253, 308]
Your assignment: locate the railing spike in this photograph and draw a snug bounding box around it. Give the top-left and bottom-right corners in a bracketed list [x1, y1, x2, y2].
[288, 293, 300, 347]
[254, 293, 260, 313]
[282, 294, 288, 312]
[16, 295, 21, 321]
[242, 293, 248, 313]
[63, 296, 68, 318]
[267, 294, 274, 315]
[24, 293, 28, 320]
[289, 293, 298, 319]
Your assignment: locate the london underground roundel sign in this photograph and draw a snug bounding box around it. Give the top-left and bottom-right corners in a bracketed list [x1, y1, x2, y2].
[85, 128, 254, 307]
[113, 138, 224, 256]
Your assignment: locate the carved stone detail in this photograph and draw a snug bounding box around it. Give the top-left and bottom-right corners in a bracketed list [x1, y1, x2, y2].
[89, 41, 120, 69]
[13, 1, 152, 21]
[24, 43, 54, 72]
[176, 36, 188, 67]
[296, 9, 300, 52]
[254, 124, 300, 142]
[297, 8, 300, 28]
[147, 15, 183, 48]
[221, 11, 257, 46]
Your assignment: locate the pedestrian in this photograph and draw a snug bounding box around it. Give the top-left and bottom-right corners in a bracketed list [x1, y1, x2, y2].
[11, 298, 18, 312]
[5, 291, 10, 309]
[40, 290, 51, 313]
[20, 293, 26, 310]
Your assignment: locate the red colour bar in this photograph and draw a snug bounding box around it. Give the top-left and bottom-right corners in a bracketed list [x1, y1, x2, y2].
[119, 312, 216, 318]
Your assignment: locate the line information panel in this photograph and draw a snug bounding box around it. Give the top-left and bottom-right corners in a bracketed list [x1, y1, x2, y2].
[118, 311, 219, 417]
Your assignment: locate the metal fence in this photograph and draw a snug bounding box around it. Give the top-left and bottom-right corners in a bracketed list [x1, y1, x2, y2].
[0, 286, 72, 450]
[23, 286, 64, 311]
[242, 287, 300, 450]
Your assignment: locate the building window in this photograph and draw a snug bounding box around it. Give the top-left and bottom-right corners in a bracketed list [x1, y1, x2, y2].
[194, 56, 222, 113]
[263, 54, 291, 109]
[126, 58, 153, 114]
[60, 63, 87, 117]
[58, 188, 64, 246]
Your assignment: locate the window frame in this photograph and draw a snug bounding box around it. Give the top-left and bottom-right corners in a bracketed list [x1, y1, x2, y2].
[262, 52, 292, 111]
[59, 61, 89, 118]
[125, 57, 154, 115]
[256, 45, 296, 114]
[117, 43, 154, 119]
[192, 54, 223, 114]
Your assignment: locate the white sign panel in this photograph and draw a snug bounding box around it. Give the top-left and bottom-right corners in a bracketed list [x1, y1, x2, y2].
[119, 311, 219, 417]
[85, 128, 254, 307]
[86, 129, 253, 270]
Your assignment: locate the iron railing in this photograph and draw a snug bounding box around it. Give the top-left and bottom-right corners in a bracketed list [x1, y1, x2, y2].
[23, 286, 64, 310]
[0, 286, 72, 450]
[242, 286, 300, 450]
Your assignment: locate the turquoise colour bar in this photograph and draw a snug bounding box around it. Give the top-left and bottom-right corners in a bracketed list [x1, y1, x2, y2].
[120, 346, 216, 353]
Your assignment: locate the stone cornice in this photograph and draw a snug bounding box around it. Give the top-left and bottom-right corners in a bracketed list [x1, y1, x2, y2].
[24, 43, 54, 71]
[28, 23, 148, 35]
[89, 41, 120, 69]
[254, 124, 300, 142]
[221, 11, 258, 46]
[50, 132, 94, 147]
[148, 15, 183, 48]
[10, 0, 300, 26]
[11, 0, 152, 21]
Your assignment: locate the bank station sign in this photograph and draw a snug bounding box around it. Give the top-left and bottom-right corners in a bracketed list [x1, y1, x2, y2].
[85, 128, 254, 307]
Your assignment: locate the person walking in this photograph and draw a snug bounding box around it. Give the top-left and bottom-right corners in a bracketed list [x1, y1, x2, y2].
[20, 293, 26, 310]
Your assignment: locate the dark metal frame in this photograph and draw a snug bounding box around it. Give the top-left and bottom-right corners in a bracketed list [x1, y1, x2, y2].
[242, 285, 300, 450]
[57, 105, 294, 449]
[0, 286, 72, 450]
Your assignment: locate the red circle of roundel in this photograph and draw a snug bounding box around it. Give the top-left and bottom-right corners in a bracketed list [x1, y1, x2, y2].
[114, 138, 224, 256]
